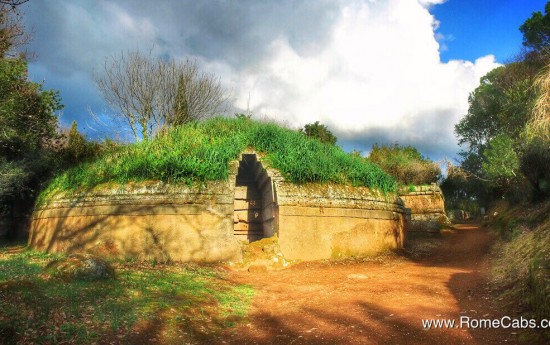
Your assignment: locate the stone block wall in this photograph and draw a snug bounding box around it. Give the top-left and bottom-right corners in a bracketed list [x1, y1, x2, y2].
[399, 184, 448, 232]
[29, 180, 242, 262]
[272, 179, 406, 260]
[30, 152, 408, 263]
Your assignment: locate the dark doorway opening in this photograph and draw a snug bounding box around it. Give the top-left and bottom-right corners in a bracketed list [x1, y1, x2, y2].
[234, 154, 264, 242]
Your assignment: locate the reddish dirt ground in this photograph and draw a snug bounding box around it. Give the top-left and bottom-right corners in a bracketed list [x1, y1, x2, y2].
[218, 224, 526, 345]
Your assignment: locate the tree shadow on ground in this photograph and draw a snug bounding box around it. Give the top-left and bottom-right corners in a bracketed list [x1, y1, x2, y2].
[0, 249, 250, 345]
[214, 300, 471, 345]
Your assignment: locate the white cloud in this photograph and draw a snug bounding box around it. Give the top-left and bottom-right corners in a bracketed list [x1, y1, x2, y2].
[227, 0, 499, 158]
[24, 0, 499, 160]
[418, 0, 448, 7]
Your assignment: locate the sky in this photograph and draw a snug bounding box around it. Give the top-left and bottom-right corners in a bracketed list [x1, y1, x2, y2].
[20, 0, 548, 162]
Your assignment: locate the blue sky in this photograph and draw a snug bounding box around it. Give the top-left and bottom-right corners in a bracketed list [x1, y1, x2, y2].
[20, 0, 549, 161]
[434, 0, 547, 63]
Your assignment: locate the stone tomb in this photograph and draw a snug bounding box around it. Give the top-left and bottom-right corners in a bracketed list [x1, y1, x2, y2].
[398, 184, 449, 232]
[30, 152, 407, 262]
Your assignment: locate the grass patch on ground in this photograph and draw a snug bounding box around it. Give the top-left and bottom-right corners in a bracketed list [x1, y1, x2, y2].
[38, 117, 396, 204]
[489, 200, 550, 340]
[0, 247, 253, 344]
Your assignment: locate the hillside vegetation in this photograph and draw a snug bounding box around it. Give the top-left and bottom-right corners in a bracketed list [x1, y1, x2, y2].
[368, 143, 441, 186]
[489, 200, 550, 335]
[38, 118, 397, 204]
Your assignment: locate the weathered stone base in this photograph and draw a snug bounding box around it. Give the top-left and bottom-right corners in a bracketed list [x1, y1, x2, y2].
[274, 182, 406, 260]
[29, 181, 242, 263]
[278, 206, 405, 260]
[30, 155, 409, 263]
[399, 185, 449, 233]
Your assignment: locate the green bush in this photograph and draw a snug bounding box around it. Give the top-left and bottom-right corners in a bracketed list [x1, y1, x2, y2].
[39, 118, 396, 203]
[368, 143, 441, 185]
[301, 121, 337, 145]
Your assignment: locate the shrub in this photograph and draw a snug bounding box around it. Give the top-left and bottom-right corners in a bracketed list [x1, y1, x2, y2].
[368, 143, 441, 185]
[301, 121, 337, 145]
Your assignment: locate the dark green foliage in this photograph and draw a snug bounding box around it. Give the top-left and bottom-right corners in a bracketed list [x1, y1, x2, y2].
[368, 143, 441, 185]
[482, 135, 520, 184]
[0, 56, 63, 238]
[520, 138, 550, 200]
[0, 58, 61, 159]
[301, 121, 337, 145]
[455, 63, 539, 169]
[61, 121, 102, 166]
[452, 3, 550, 204]
[39, 118, 396, 203]
[519, 1, 550, 52]
[0, 5, 70, 238]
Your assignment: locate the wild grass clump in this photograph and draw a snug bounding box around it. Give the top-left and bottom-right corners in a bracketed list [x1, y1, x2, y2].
[39, 117, 396, 202]
[490, 200, 550, 338]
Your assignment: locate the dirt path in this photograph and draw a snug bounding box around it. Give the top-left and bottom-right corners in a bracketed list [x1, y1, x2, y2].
[219, 224, 520, 344]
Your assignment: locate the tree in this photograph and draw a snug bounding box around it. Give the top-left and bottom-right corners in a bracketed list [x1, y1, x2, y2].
[1, 2, 63, 239]
[0, 58, 61, 159]
[454, 60, 540, 184]
[0, 1, 30, 57]
[301, 121, 337, 145]
[95, 50, 226, 141]
[482, 135, 520, 184]
[520, 2, 550, 52]
[60, 121, 102, 165]
[0, 57, 62, 238]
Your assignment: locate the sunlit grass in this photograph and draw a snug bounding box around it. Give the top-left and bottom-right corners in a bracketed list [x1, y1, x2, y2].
[0, 248, 253, 344]
[37, 117, 396, 205]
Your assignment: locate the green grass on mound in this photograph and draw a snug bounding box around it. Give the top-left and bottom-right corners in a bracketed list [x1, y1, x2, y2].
[39, 118, 396, 203]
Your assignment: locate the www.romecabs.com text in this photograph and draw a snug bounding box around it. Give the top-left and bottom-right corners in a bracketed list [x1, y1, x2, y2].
[422, 316, 550, 329]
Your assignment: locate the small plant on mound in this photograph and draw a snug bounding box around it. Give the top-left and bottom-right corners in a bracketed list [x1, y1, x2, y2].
[38, 117, 396, 204]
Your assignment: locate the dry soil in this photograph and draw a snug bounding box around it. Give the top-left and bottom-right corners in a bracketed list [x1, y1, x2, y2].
[218, 224, 530, 344]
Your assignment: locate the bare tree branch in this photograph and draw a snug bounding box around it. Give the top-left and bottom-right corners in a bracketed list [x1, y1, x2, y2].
[94, 50, 227, 141]
[0, 0, 31, 57]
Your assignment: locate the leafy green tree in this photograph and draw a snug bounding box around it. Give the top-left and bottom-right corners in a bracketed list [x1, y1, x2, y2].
[0, 58, 61, 159]
[301, 121, 337, 145]
[451, 1, 550, 204]
[519, 1, 550, 52]
[61, 121, 101, 165]
[455, 63, 538, 163]
[482, 135, 520, 184]
[454, 60, 540, 198]
[0, 4, 63, 238]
